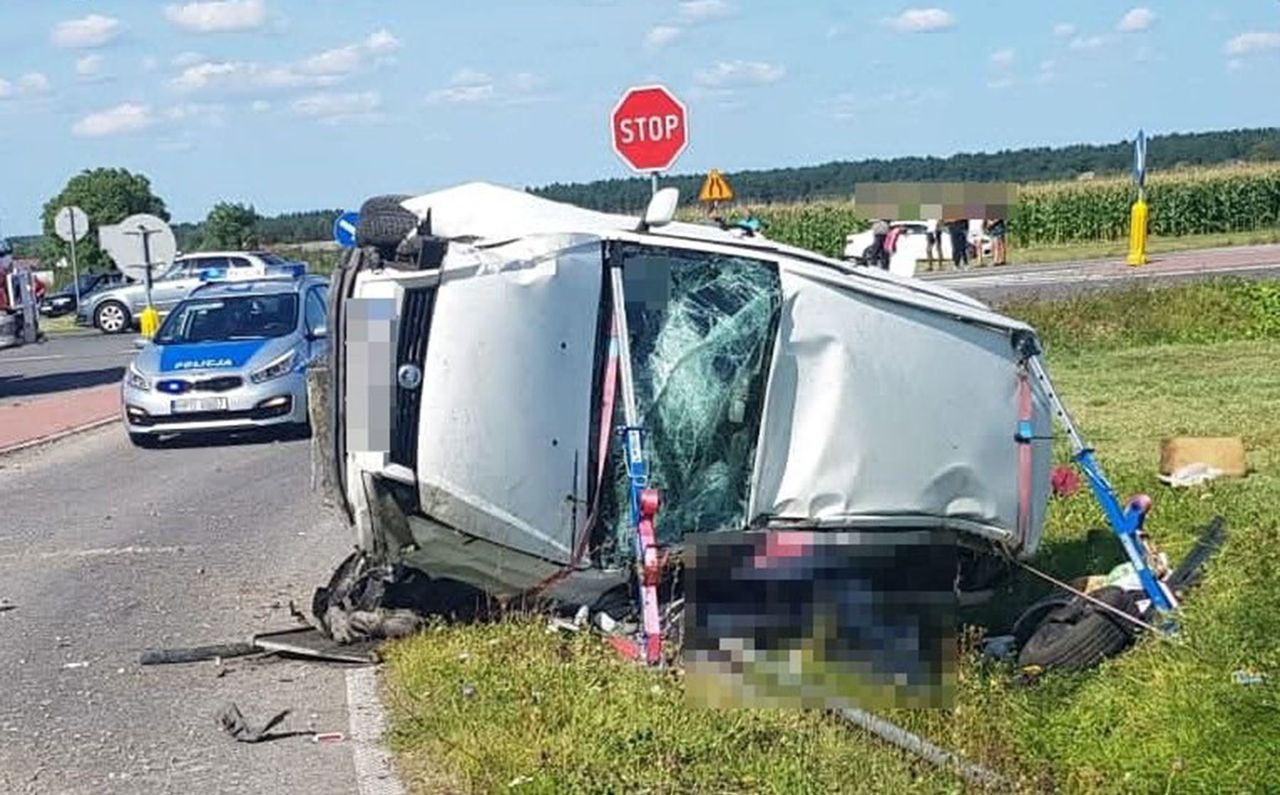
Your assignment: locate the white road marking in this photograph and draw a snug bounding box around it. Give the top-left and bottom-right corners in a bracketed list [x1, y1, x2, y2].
[0, 545, 187, 562]
[1, 350, 133, 363]
[346, 666, 407, 795]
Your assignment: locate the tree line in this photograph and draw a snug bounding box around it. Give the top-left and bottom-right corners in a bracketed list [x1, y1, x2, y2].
[530, 127, 1280, 212]
[14, 126, 1278, 274]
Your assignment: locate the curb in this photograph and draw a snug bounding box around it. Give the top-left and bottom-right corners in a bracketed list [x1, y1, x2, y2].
[0, 414, 119, 458]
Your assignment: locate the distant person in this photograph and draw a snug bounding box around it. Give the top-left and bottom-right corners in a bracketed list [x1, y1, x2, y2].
[947, 219, 969, 270]
[869, 218, 890, 269]
[987, 217, 1008, 266]
[925, 218, 943, 269]
[882, 224, 902, 270]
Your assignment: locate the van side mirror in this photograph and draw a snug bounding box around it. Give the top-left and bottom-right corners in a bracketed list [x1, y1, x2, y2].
[639, 187, 680, 231]
[309, 324, 328, 340]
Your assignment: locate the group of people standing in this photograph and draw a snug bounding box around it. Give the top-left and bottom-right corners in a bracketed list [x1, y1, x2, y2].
[924, 218, 1007, 270]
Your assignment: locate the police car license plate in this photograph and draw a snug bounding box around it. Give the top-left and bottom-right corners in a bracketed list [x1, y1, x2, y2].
[172, 397, 228, 413]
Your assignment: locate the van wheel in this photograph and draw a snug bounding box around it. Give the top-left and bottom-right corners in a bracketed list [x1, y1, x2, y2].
[95, 301, 131, 334]
[1016, 586, 1140, 672]
[356, 195, 419, 257]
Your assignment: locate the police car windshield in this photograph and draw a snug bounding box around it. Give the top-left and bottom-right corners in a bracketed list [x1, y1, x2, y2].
[155, 294, 299, 344]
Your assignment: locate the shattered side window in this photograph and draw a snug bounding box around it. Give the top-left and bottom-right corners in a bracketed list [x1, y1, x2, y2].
[598, 243, 782, 565]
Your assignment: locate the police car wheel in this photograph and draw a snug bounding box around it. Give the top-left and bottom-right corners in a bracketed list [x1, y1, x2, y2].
[95, 301, 131, 334]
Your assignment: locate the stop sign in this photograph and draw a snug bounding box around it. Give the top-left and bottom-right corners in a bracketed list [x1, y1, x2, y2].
[611, 85, 688, 173]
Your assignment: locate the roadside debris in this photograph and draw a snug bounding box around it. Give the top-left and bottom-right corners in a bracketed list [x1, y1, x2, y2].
[61, 661, 89, 670]
[140, 627, 379, 667]
[1050, 465, 1081, 497]
[0, 598, 15, 613]
[312, 732, 346, 744]
[1159, 462, 1224, 488]
[216, 702, 301, 744]
[1160, 436, 1247, 479]
[1232, 670, 1266, 686]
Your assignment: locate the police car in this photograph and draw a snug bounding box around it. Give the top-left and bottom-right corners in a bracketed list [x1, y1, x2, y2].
[121, 263, 330, 446]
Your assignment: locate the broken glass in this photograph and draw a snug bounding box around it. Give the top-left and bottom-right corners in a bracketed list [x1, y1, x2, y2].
[597, 243, 782, 566]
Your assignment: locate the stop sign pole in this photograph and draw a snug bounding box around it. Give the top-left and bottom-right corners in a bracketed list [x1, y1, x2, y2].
[611, 85, 688, 196]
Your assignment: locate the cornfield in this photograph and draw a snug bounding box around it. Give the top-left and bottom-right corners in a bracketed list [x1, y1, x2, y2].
[676, 163, 1280, 258]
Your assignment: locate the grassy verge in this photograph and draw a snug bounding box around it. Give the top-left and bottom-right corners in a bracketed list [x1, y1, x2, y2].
[37, 314, 81, 335]
[382, 281, 1280, 793]
[999, 227, 1280, 267]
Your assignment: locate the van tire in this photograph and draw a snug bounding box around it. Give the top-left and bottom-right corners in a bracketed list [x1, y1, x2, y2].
[1016, 586, 1140, 672]
[356, 195, 419, 255]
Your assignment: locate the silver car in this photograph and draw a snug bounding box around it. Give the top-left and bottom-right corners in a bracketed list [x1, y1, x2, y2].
[121, 269, 330, 446]
[79, 250, 307, 334]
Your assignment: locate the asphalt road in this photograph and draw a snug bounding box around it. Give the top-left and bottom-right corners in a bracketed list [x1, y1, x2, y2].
[0, 425, 368, 795]
[923, 243, 1280, 303]
[0, 331, 133, 407]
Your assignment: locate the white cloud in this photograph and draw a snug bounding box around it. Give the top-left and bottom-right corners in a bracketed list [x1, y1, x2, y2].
[1053, 23, 1076, 38]
[1225, 31, 1280, 56]
[678, 0, 733, 22]
[172, 30, 400, 94]
[18, 73, 51, 93]
[1069, 35, 1106, 51]
[142, 56, 160, 72]
[989, 48, 1014, 67]
[426, 69, 495, 104]
[298, 29, 401, 76]
[425, 69, 549, 106]
[251, 99, 272, 112]
[1226, 59, 1243, 72]
[694, 59, 785, 88]
[164, 0, 267, 33]
[76, 55, 105, 77]
[73, 103, 155, 137]
[172, 51, 206, 68]
[51, 14, 121, 49]
[883, 8, 956, 33]
[829, 87, 943, 120]
[1118, 8, 1156, 33]
[171, 60, 325, 92]
[987, 76, 1014, 90]
[0, 79, 11, 100]
[291, 91, 381, 123]
[644, 25, 683, 50]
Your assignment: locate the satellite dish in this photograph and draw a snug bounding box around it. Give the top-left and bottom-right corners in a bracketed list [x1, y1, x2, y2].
[54, 206, 90, 243]
[99, 213, 177, 281]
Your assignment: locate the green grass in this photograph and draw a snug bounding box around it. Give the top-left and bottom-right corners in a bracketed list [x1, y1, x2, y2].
[1003, 227, 1280, 267]
[381, 281, 1280, 794]
[37, 314, 81, 335]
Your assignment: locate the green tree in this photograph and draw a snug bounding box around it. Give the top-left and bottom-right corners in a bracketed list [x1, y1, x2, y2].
[39, 167, 169, 273]
[201, 202, 261, 249]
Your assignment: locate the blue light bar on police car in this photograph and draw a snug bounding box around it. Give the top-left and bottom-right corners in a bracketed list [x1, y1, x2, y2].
[198, 263, 307, 283]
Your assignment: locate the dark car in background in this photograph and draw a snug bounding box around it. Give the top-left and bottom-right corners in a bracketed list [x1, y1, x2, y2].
[39, 271, 128, 318]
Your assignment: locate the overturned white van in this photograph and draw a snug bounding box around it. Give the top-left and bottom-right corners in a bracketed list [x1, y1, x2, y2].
[315, 183, 1055, 621]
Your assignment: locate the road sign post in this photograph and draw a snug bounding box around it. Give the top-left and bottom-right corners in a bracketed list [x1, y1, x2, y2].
[1127, 129, 1149, 267]
[124, 224, 163, 337]
[611, 85, 688, 197]
[54, 206, 90, 309]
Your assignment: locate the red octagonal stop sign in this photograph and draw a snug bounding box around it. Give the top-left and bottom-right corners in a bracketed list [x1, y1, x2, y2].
[611, 85, 688, 173]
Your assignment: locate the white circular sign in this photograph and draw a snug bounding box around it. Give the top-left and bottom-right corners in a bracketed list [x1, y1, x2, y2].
[99, 213, 177, 282]
[54, 206, 90, 243]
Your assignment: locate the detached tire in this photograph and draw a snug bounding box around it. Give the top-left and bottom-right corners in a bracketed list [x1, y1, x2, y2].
[1017, 586, 1141, 672]
[356, 195, 419, 256]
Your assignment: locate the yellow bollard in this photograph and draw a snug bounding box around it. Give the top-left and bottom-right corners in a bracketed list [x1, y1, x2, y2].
[1126, 197, 1148, 266]
[139, 306, 160, 338]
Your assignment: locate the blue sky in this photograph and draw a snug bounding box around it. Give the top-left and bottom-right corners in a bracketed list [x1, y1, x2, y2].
[0, 1, 1277, 234]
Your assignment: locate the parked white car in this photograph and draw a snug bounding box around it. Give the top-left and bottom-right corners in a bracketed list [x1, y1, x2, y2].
[843, 221, 993, 277]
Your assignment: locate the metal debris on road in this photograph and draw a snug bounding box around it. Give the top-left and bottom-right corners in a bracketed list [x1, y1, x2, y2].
[216, 702, 301, 744]
[312, 732, 345, 744]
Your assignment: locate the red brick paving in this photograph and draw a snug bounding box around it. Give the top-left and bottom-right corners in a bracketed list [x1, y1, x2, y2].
[0, 384, 119, 451]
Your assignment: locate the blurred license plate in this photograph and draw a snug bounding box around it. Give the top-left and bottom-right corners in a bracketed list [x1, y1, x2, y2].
[172, 397, 228, 413]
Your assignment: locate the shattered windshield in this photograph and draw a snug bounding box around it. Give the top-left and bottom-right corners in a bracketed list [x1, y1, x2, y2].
[155, 294, 299, 344]
[598, 244, 782, 565]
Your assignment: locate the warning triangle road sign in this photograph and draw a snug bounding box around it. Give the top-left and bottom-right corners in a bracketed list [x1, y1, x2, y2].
[698, 169, 735, 203]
